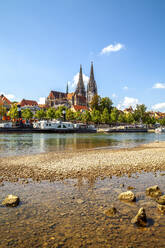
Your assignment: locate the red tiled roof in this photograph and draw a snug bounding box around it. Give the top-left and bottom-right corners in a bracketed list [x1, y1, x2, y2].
[20, 99, 38, 107]
[0, 94, 11, 105]
[73, 105, 88, 111]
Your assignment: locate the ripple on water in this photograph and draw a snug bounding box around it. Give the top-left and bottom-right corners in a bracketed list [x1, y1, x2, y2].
[0, 132, 165, 157]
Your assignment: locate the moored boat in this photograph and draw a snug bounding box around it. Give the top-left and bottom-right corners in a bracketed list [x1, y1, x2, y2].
[155, 127, 165, 133]
[33, 120, 74, 130]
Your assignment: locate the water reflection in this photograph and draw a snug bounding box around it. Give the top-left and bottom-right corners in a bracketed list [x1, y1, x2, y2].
[0, 132, 165, 157]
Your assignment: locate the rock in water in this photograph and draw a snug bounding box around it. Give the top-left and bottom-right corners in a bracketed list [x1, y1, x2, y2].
[104, 207, 117, 216]
[118, 191, 136, 202]
[131, 207, 147, 227]
[2, 195, 20, 207]
[146, 185, 162, 197]
[156, 195, 165, 205]
[157, 204, 165, 214]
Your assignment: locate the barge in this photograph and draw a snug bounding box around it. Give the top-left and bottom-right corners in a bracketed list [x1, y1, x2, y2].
[0, 121, 97, 133]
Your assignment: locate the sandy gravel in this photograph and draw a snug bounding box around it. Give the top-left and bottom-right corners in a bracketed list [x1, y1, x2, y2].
[1, 141, 165, 182]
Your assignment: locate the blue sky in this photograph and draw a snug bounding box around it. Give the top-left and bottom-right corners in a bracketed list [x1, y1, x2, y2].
[0, 0, 165, 111]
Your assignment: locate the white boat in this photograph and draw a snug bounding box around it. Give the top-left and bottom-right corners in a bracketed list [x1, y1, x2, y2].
[0, 122, 12, 128]
[33, 120, 74, 130]
[74, 123, 97, 132]
[33, 120, 97, 132]
[155, 127, 165, 133]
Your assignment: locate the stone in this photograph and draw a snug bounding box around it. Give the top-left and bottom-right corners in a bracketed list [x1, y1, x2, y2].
[2, 195, 20, 207]
[131, 207, 147, 227]
[118, 191, 136, 202]
[157, 204, 165, 214]
[104, 207, 117, 216]
[76, 199, 84, 204]
[146, 185, 162, 197]
[127, 186, 135, 190]
[156, 195, 165, 205]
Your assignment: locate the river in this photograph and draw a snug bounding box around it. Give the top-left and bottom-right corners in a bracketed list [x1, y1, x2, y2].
[0, 132, 165, 157]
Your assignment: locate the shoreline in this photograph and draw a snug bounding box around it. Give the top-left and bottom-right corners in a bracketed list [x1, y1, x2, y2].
[1, 141, 165, 183]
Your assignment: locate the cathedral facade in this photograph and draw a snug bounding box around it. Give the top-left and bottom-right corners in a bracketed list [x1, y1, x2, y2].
[46, 62, 98, 110]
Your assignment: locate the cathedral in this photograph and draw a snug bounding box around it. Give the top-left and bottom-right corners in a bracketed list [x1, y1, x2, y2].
[46, 62, 97, 110]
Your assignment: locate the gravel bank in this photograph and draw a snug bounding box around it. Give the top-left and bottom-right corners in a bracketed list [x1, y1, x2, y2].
[1, 141, 165, 182]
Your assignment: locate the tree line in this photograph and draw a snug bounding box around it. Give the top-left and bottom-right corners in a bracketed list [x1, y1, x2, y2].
[1, 95, 165, 125]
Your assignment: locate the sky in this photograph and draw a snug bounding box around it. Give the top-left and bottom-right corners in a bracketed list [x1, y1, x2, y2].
[0, 0, 165, 111]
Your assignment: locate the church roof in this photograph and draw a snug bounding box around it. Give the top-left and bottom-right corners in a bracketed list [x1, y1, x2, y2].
[48, 91, 67, 99]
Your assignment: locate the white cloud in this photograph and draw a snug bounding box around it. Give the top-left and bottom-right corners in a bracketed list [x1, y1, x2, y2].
[152, 83, 165, 89]
[152, 102, 165, 111]
[38, 97, 45, 104]
[117, 96, 139, 110]
[70, 72, 89, 89]
[101, 43, 124, 55]
[112, 93, 117, 98]
[123, 86, 128, 90]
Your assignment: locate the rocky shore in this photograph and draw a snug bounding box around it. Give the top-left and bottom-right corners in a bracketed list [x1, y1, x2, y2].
[1, 141, 165, 183]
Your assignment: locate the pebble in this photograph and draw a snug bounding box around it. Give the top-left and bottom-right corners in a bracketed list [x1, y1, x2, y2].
[2, 194, 20, 207]
[146, 185, 162, 198]
[118, 191, 136, 202]
[131, 207, 147, 227]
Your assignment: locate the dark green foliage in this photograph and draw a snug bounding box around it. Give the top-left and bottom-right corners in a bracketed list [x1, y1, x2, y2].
[22, 109, 33, 120]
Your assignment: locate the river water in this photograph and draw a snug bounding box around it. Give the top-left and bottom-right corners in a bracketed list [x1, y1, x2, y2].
[1, 132, 165, 247]
[0, 132, 165, 157]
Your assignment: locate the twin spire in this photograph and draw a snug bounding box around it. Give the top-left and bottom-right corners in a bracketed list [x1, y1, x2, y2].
[75, 64, 86, 97]
[75, 62, 97, 100]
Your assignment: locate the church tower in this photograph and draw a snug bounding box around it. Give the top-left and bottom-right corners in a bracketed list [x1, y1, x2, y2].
[75, 65, 86, 97]
[87, 62, 97, 104]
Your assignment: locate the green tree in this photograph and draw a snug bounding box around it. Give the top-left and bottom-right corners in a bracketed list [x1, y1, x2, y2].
[35, 109, 46, 120]
[90, 94, 101, 110]
[0, 106, 7, 119]
[55, 106, 67, 120]
[74, 111, 82, 122]
[82, 111, 91, 124]
[101, 108, 110, 124]
[100, 97, 113, 113]
[126, 113, 134, 124]
[144, 114, 156, 125]
[22, 109, 33, 120]
[7, 104, 19, 119]
[159, 118, 165, 126]
[110, 107, 119, 123]
[133, 104, 147, 123]
[91, 109, 101, 124]
[46, 108, 56, 120]
[66, 109, 74, 121]
[118, 112, 126, 123]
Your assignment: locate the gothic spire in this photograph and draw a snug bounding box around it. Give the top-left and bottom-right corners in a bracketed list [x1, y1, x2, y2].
[66, 82, 69, 94]
[75, 65, 86, 97]
[87, 62, 97, 104]
[90, 61, 94, 81]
